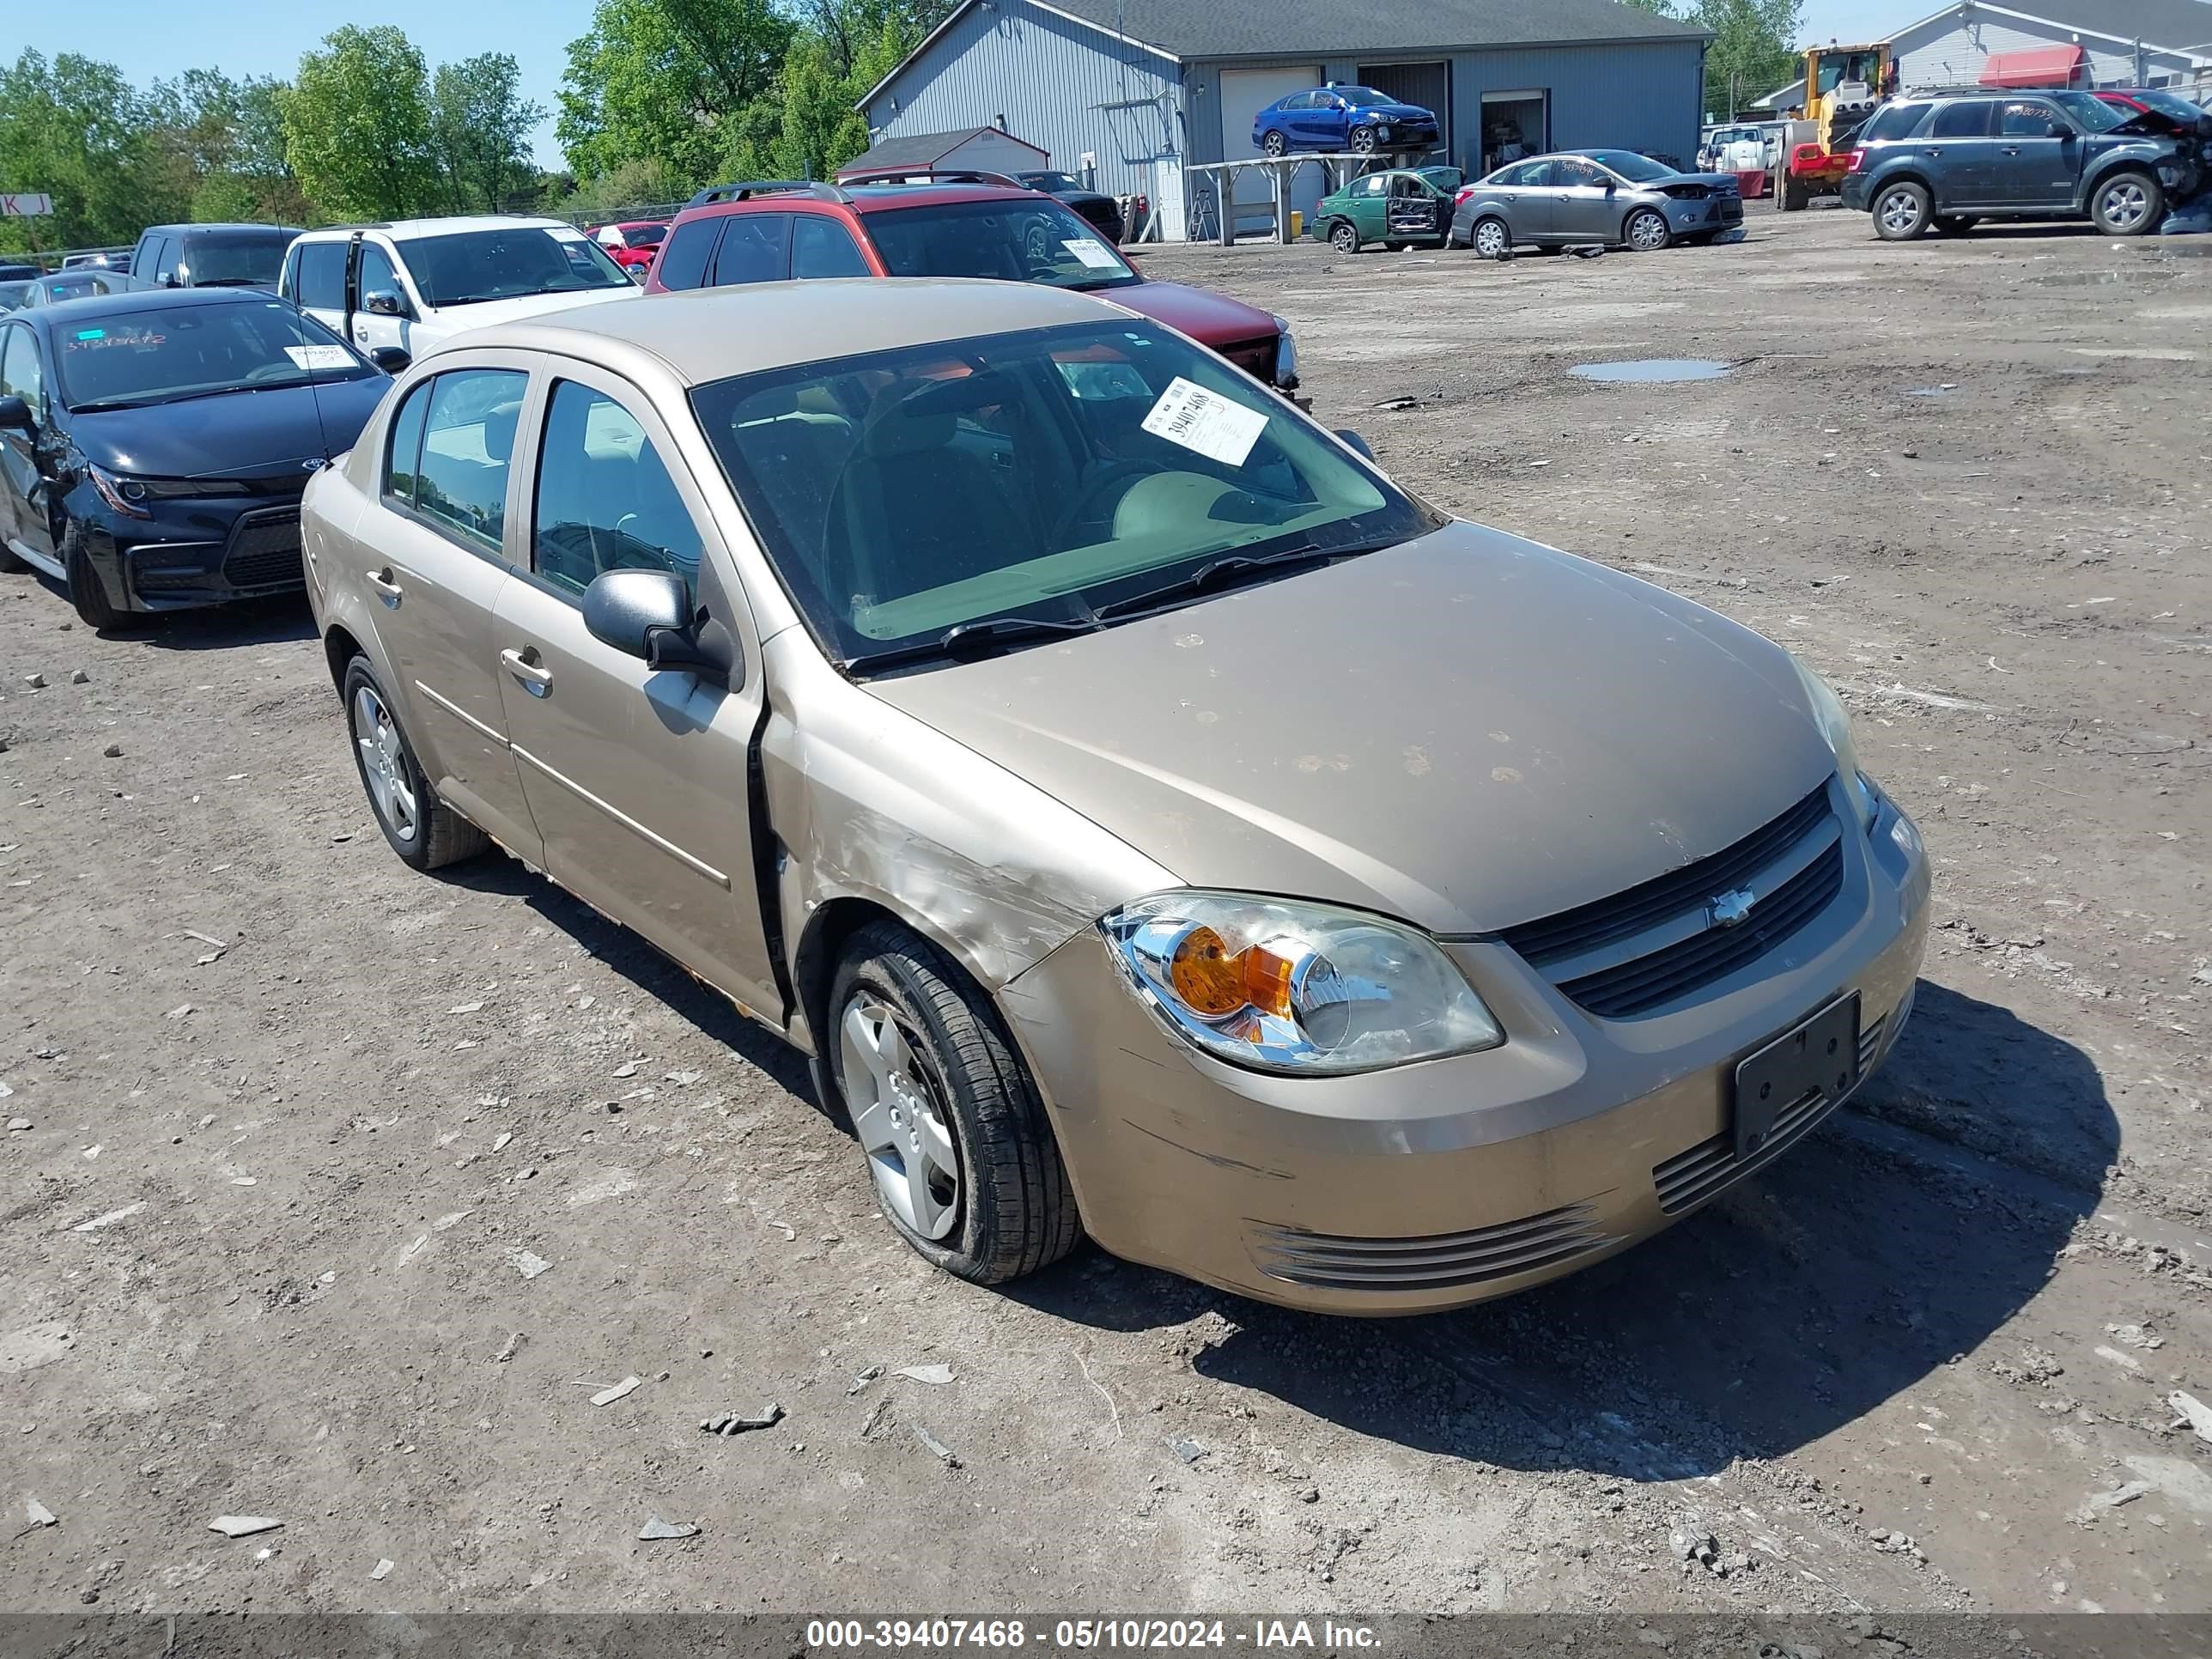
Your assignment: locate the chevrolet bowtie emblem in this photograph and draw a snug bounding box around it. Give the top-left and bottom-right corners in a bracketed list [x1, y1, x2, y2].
[1709, 888, 1756, 928]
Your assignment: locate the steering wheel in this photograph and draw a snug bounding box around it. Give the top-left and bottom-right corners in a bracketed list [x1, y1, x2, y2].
[1050, 459, 1155, 545]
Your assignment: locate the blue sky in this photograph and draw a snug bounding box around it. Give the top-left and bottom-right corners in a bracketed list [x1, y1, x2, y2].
[25, 0, 1907, 171]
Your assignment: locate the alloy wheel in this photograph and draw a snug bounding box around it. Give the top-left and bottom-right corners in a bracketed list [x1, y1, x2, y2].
[841, 993, 962, 1241]
[1878, 187, 1923, 236]
[1473, 218, 1508, 258]
[1350, 128, 1376, 155]
[2099, 179, 2149, 232]
[352, 684, 418, 845]
[1331, 222, 1358, 252]
[1262, 131, 1286, 158]
[1627, 209, 1669, 251]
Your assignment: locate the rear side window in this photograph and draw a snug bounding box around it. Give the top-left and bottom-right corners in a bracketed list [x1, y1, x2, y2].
[410, 368, 528, 556]
[295, 242, 348, 311]
[710, 214, 793, 286]
[384, 380, 432, 506]
[654, 217, 721, 290]
[1930, 102, 1993, 138]
[1861, 102, 1928, 142]
[791, 215, 871, 279]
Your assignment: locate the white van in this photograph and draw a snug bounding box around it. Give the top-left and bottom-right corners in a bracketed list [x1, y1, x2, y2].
[278, 217, 638, 370]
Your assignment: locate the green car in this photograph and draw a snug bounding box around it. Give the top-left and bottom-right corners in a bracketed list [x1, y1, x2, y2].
[1310, 167, 1466, 253]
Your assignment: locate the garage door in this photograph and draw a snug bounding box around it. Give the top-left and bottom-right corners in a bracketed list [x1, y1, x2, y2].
[1218, 64, 1324, 225]
[1358, 61, 1451, 156]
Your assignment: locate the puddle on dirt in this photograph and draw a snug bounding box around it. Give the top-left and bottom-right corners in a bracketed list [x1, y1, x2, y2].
[1904, 386, 1955, 398]
[1569, 359, 1733, 383]
[2032, 269, 2176, 288]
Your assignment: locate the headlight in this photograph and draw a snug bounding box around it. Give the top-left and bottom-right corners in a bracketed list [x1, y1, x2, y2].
[1789, 655, 1878, 831]
[1269, 316, 1299, 389]
[1101, 891, 1504, 1075]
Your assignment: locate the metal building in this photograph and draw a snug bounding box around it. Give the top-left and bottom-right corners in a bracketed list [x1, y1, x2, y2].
[855, 0, 1711, 237]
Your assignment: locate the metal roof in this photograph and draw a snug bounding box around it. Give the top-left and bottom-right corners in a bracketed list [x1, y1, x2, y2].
[837, 128, 1051, 175]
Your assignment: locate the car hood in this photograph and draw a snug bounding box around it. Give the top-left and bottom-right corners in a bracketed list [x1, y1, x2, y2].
[421, 283, 637, 337]
[869, 521, 1839, 936]
[1109, 280, 1279, 345]
[1657, 171, 1745, 191]
[67, 375, 390, 479]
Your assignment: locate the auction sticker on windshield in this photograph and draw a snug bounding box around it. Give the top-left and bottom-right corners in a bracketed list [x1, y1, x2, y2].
[1062, 238, 1121, 269]
[284, 344, 356, 371]
[1141, 376, 1268, 467]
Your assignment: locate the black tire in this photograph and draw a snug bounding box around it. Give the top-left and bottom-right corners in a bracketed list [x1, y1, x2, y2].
[1261, 130, 1286, 158]
[2090, 169, 2162, 236]
[1872, 179, 1931, 240]
[63, 520, 127, 632]
[1328, 218, 1361, 254]
[829, 919, 1079, 1285]
[1349, 127, 1376, 155]
[1933, 213, 1978, 235]
[0, 538, 26, 574]
[1624, 206, 1672, 252]
[340, 655, 488, 872]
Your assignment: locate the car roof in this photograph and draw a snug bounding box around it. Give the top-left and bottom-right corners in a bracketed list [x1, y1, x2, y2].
[686, 182, 1038, 221]
[454, 277, 1126, 386]
[293, 216, 575, 241]
[141, 222, 300, 237]
[22, 286, 275, 326]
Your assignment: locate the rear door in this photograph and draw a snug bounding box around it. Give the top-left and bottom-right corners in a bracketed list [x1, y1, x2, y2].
[1345, 173, 1389, 240]
[1919, 100, 1999, 207]
[1991, 99, 2077, 208]
[490, 367, 780, 1012]
[1504, 159, 1559, 239]
[363, 360, 541, 856]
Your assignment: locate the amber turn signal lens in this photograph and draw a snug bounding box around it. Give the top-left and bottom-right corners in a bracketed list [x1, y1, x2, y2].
[1168, 926, 1297, 1020]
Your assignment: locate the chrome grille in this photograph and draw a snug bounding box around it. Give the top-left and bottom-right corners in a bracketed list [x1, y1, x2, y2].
[1249, 1201, 1617, 1292]
[1501, 781, 1843, 1019]
[220, 507, 304, 592]
[1651, 1007, 1888, 1215]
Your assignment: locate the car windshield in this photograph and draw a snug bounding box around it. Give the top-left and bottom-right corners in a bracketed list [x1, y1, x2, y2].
[1586, 149, 1677, 182]
[1339, 87, 1394, 106]
[395, 227, 632, 307]
[692, 320, 1443, 671]
[52, 299, 376, 410]
[2051, 91, 2126, 132]
[864, 198, 1140, 292]
[1019, 172, 1084, 192]
[621, 223, 666, 247]
[0, 281, 29, 310]
[182, 234, 288, 286]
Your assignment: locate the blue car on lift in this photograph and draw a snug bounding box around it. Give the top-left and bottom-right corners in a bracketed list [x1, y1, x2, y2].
[1252, 85, 1443, 157]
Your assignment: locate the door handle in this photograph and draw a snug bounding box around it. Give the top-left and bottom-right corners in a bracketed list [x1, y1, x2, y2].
[2002, 145, 2021, 155]
[501, 647, 554, 696]
[364, 567, 401, 607]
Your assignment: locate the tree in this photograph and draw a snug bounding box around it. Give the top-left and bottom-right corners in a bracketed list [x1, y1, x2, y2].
[1694, 0, 1803, 118]
[284, 26, 441, 221]
[558, 0, 792, 188]
[145, 69, 313, 224]
[431, 53, 546, 213]
[0, 49, 173, 252]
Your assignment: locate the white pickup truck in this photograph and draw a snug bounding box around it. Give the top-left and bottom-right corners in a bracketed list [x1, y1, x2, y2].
[278, 216, 638, 371]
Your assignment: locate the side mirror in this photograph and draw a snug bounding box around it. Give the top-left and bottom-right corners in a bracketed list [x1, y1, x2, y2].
[2045, 118, 2070, 137]
[364, 289, 406, 318]
[582, 568, 730, 682]
[368, 345, 411, 374]
[0, 393, 33, 433]
[1334, 428, 1376, 462]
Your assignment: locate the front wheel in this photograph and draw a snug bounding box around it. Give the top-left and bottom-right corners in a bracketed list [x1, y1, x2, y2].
[1348, 127, 1376, 155]
[342, 657, 489, 871]
[830, 920, 1079, 1284]
[1328, 218, 1361, 254]
[2091, 170, 2162, 236]
[1625, 207, 1671, 252]
[1469, 216, 1510, 258]
[1873, 179, 1931, 240]
[1261, 130, 1286, 158]
[63, 520, 127, 632]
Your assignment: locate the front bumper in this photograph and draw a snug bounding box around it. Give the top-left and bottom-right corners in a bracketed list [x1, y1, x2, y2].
[1000, 786, 1931, 1316]
[113, 504, 306, 612]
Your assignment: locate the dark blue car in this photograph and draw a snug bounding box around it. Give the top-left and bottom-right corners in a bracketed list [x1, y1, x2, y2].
[0, 288, 389, 629]
[1252, 85, 1442, 157]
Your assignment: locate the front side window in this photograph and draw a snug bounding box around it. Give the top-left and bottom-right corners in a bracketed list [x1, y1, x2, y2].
[1555, 159, 1606, 189]
[865, 198, 1140, 292]
[410, 368, 528, 554]
[395, 228, 630, 307]
[52, 300, 374, 412]
[791, 215, 872, 279]
[691, 320, 1442, 671]
[358, 244, 404, 308]
[1999, 100, 2060, 136]
[0, 325, 43, 410]
[532, 380, 702, 597]
[295, 241, 348, 311]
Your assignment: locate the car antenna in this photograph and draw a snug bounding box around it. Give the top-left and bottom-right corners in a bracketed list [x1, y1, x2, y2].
[286, 282, 339, 470]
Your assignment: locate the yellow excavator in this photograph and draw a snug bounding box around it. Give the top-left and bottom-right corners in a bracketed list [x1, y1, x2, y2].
[1775, 40, 1897, 210]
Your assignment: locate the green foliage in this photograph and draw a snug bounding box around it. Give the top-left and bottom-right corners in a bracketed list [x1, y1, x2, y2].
[558, 0, 793, 191]
[284, 26, 443, 221]
[1693, 0, 1805, 117]
[431, 54, 548, 213]
[0, 49, 178, 252]
[553, 155, 678, 218]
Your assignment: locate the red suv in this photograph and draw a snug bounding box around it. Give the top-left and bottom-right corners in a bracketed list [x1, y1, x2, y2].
[642, 173, 1297, 395]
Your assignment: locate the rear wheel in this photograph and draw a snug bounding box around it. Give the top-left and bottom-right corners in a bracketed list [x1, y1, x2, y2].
[1261, 130, 1286, 158]
[1328, 218, 1361, 254]
[1933, 213, 1979, 235]
[1469, 216, 1510, 258]
[2091, 170, 2162, 236]
[342, 656, 489, 871]
[1625, 207, 1671, 252]
[1873, 179, 1931, 240]
[830, 920, 1079, 1284]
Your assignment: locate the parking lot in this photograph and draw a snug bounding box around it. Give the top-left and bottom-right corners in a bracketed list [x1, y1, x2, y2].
[3, 208, 2208, 1617]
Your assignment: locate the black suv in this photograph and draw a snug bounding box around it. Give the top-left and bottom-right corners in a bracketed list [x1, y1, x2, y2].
[1840, 88, 2202, 239]
[128, 223, 300, 289]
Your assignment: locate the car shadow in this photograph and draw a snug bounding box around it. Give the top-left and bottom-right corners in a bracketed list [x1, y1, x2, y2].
[131, 593, 319, 651]
[1015, 978, 2116, 1480]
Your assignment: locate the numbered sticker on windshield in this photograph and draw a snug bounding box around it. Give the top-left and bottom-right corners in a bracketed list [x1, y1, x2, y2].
[284, 344, 356, 371]
[1061, 238, 1121, 270]
[1140, 376, 1269, 467]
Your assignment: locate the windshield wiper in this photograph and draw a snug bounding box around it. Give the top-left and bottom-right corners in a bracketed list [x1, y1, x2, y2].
[1094, 535, 1401, 622]
[841, 612, 1100, 675]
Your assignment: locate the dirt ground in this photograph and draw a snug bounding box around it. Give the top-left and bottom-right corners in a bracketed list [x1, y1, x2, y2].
[3, 207, 2209, 1623]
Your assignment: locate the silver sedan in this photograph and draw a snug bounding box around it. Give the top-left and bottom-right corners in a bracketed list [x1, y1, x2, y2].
[1450, 149, 1746, 255]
